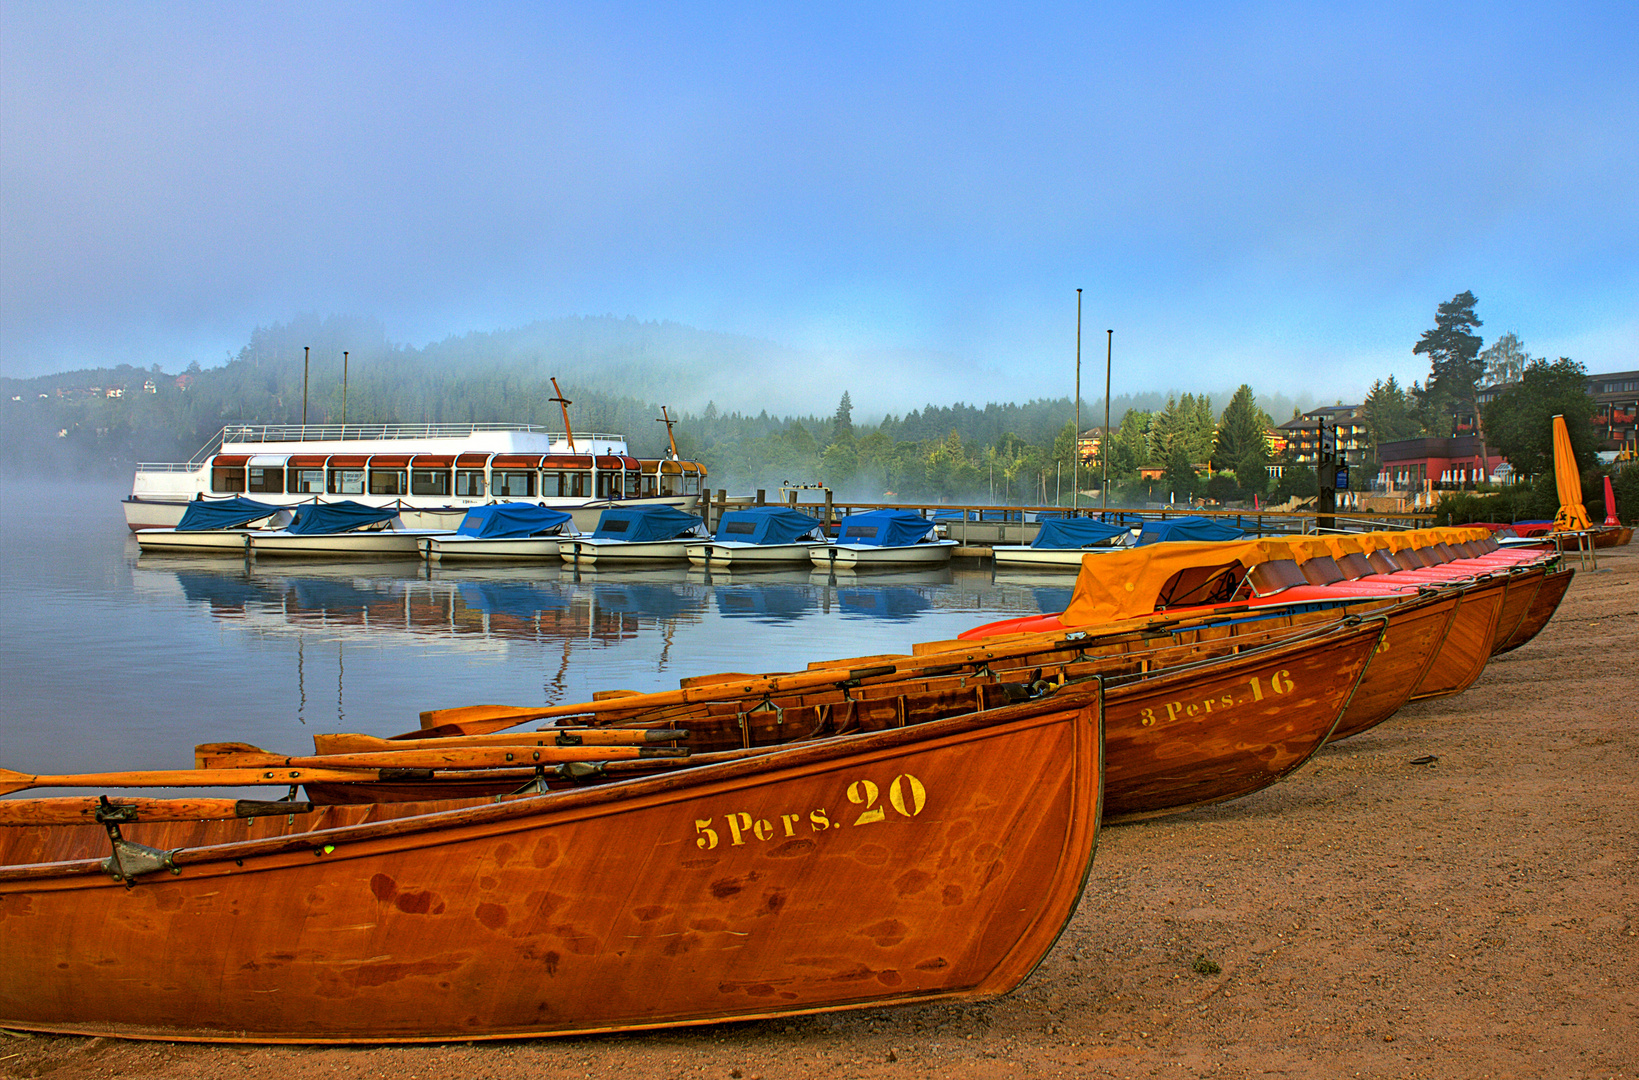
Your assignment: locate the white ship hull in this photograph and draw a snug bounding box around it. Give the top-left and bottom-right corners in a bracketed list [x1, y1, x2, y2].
[685, 541, 822, 567]
[423, 536, 566, 561]
[559, 537, 695, 564]
[134, 529, 259, 553]
[249, 530, 449, 558]
[991, 545, 1099, 569]
[809, 540, 958, 568]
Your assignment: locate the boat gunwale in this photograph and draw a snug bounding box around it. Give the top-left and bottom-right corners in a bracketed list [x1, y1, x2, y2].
[0, 681, 1103, 887]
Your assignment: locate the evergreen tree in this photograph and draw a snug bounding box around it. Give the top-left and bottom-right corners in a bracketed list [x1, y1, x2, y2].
[832, 391, 854, 441]
[1212, 384, 1270, 471]
[1413, 290, 1488, 461]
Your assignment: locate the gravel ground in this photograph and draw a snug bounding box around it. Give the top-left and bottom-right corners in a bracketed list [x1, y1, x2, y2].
[5, 545, 1635, 1080]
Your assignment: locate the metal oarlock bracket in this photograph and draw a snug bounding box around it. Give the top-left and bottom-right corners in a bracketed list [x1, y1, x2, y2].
[95, 797, 179, 886]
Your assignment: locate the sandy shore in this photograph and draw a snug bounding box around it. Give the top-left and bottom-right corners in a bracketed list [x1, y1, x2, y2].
[5, 545, 1635, 1080]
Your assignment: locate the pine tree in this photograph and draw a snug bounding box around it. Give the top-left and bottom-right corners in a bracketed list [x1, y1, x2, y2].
[1413, 290, 1487, 462]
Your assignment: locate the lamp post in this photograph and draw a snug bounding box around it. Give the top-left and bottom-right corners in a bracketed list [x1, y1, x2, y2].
[1073, 289, 1081, 510]
[1103, 329, 1112, 515]
[301, 346, 310, 427]
[342, 350, 349, 425]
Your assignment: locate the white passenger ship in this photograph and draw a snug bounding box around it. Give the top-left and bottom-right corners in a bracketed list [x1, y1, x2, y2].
[125, 422, 707, 533]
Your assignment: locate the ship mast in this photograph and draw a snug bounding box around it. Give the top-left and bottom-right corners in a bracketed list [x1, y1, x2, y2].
[549, 378, 577, 453]
[656, 405, 680, 460]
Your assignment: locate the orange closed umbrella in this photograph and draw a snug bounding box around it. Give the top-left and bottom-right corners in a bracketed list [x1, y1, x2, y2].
[1551, 414, 1591, 531]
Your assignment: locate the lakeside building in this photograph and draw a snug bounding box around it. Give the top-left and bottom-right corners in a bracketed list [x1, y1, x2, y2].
[1276, 405, 1368, 467]
[1378, 435, 1506, 492]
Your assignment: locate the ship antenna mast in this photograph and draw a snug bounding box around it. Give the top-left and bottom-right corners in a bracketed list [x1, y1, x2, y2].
[656, 405, 680, 460]
[549, 377, 577, 453]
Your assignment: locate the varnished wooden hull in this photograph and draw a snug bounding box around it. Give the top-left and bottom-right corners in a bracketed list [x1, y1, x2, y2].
[1097, 620, 1381, 821]
[1493, 566, 1575, 654]
[1324, 594, 1458, 742]
[1486, 569, 1545, 656]
[1406, 576, 1507, 700]
[0, 686, 1104, 1043]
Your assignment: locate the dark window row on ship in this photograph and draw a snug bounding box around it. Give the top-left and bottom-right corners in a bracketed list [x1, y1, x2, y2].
[209, 454, 703, 500]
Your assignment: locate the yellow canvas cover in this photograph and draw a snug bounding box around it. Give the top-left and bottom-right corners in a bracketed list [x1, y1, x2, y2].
[1551, 414, 1591, 531]
[1057, 527, 1491, 626]
[1062, 540, 1269, 624]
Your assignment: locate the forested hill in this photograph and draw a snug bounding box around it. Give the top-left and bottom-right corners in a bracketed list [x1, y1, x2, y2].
[1, 313, 1314, 498]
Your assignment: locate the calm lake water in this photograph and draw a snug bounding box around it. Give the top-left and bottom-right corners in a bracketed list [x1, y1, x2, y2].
[0, 476, 1072, 782]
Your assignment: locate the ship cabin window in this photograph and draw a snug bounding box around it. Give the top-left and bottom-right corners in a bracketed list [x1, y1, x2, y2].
[595, 471, 619, 499]
[455, 470, 486, 498]
[411, 469, 450, 496]
[328, 468, 366, 495]
[211, 466, 247, 493]
[642, 474, 659, 498]
[625, 472, 642, 499]
[682, 472, 702, 496]
[293, 469, 325, 494]
[368, 469, 407, 496]
[543, 469, 591, 498]
[494, 471, 535, 498]
[246, 466, 284, 494]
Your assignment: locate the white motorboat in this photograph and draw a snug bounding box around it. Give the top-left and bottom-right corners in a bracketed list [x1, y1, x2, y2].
[560, 505, 708, 565]
[686, 506, 826, 567]
[992, 517, 1135, 570]
[133, 497, 294, 553]
[124, 413, 706, 532]
[248, 502, 449, 558]
[809, 509, 957, 569]
[422, 503, 579, 561]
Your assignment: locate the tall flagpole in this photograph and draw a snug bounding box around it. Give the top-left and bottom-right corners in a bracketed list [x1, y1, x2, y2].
[342, 350, 349, 425]
[302, 346, 310, 427]
[1074, 289, 1082, 510]
[1103, 329, 1112, 514]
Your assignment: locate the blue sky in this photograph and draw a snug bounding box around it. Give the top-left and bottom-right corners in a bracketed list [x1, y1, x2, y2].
[2, 1, 1635, 412]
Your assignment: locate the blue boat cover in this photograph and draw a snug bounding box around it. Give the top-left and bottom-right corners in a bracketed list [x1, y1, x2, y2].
[834, 509, 936, 547]
[455, 503, 574, 538]
[285, 501, 400, 535]
[1030, 518, 1129, 549]
[713, 506, 824, 545]
[590, 505, 705, 542]
[1137, 516, 1246, 545]
[175, 497, 282, 531]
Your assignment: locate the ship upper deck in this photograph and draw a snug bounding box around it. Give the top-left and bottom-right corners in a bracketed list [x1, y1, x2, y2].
[141, 424, 634, 469]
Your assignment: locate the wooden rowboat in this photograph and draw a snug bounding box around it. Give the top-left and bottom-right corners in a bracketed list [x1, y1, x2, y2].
[304, 615, 1385, 822]
[1493, 566, 1575, 654]
[0, 681, 1103, 1042]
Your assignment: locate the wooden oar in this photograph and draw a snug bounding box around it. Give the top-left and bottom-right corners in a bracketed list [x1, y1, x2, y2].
[411, 664, 899, 739]
[0, 796, 318, 827]
[194, 742, 689, 772]
[313, 728, 689, 756]
[0, 765, 382, 797]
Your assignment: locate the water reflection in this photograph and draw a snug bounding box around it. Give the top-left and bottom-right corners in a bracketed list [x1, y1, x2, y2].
[137, 555, 1053, 641]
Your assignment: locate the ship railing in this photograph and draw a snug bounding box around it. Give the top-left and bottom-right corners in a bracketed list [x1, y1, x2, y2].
[217, 422, 607, 444]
